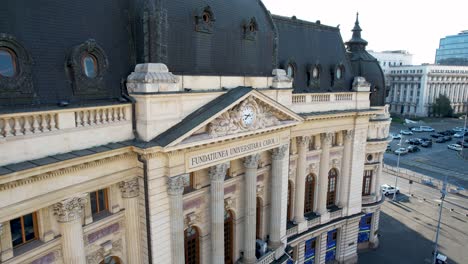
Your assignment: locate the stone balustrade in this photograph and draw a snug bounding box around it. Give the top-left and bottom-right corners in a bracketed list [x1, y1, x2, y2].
[74, 105, 129, 128]
[362, 195, 378, 205]
[257, 250, 276, 264]
[0, 111, 59, 138]
[329, 209, 343, 220]
[290, 92, 369, 113]
[307, 217, 320, 228]
[286, 225, 298, 237]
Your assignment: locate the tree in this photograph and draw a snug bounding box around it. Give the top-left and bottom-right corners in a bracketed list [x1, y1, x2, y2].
[432, 94, 453, 117]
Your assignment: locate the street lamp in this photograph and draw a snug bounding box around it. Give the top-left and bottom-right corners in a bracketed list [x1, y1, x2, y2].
[460, 110, 467, 156]
[432, 175, 448, 264]
[393, 135, 403, 201]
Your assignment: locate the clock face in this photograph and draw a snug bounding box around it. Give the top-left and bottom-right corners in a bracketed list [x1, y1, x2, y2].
[241, 106, 255, 126]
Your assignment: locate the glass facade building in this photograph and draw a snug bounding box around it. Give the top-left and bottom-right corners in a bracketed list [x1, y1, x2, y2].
[435, 31, 468, 66]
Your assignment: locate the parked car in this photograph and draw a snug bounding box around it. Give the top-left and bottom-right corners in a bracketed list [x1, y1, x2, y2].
[407, 145, 420, 153]
[394, 147, 408, 155]
[411, 126, 435, 132]
[406, 138, 422, 145]
[456, 141, 468, 148]
[453, 131, 468, 138]
[420, 137, 430, 141]
[430, 133, 443, 138]
[421, 141, 432, 147]
[381, 184, 400, 196]
[400, 130, 413, 135]
[435, 138, 446, 143]
[447, 144, 462, 151]
[443, 136, 452, 141]
[390, 133, 402, 140]
[452, 127, 468, 133]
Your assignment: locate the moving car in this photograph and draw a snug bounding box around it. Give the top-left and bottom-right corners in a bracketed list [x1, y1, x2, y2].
[394, 147, 408, 155]
[381, 184, 400, 196]
[400, 130, 413, 135]
[390, 133, 402, 140]
[447, 144, 462, 151]
[407, 145, 420, 153]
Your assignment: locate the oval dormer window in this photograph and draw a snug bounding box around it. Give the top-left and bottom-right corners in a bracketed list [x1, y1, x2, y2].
[312, 66, 319, 79]
[0, 47, 17, 77]
[82, 54, 98, 78]
[287, 64, 294, 78]
[336, 67, 342, 80]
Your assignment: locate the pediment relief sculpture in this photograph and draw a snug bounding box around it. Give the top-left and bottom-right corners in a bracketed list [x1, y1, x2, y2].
[208, 96, 283, 137]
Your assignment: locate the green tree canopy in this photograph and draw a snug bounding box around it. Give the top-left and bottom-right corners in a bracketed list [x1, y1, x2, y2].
[432, 94, 453, 117]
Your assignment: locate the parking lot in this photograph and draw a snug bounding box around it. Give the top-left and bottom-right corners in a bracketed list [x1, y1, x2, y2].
[385, 118, 468, 189]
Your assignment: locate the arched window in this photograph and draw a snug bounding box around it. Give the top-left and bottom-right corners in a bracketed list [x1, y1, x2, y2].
[184, 226, 200, 264]
[304, 174, 315, 214]
[224, 210, 234, 264]
[256, 197, 262, 239]
[0, 47, 17, 77]
[81, 53, 98, 78]
[100, 256, 122, 264]
[326, 169, 338, 207]
[287, 181, 293, 221]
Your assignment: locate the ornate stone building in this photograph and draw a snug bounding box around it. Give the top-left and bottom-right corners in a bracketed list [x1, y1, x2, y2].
[0, 1, 389, 264]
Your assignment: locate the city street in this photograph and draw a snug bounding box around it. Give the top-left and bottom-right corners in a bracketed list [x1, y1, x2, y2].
[359, 172, 468, 264]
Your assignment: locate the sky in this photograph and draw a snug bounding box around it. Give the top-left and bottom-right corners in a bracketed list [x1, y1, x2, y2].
[262, 0, 467, 65]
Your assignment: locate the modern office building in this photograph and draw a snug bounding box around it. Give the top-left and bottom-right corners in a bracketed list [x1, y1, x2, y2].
[435, 31, 468, 66]
[368, 50, 413, 75]
[387, 65, 468, 116]
[0, 2, 389, 264]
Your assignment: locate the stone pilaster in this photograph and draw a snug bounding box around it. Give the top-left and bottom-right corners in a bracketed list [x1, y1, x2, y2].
[269, 145, 289, 251]
[209, 163, 228, 264]
[338, 130, 353, 211]
[167, 175, 186, 264]
[318, 133, 332, 219]
[375, 154, 384, 201]
[294, 136, 310, 225]
[369, 210, 380, 248]
[53, 195, 87, 264]
[243, 154, 260, 263]
[0, 222, 13, 261]
[120, 177, 143, 264]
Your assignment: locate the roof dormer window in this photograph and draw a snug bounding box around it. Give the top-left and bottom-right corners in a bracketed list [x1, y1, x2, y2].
[82, 54, 98, 78]
[0, 47, 17, 77]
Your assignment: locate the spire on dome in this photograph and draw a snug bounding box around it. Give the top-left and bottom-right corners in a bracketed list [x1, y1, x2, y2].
[346, 12, 368, 51]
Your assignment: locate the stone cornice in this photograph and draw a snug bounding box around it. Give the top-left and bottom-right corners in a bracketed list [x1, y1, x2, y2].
[0, 152, 136, 191]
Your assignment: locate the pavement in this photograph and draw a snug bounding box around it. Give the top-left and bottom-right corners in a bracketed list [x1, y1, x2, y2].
[359, 172, 468, 264]
[385, 118, 468, 189]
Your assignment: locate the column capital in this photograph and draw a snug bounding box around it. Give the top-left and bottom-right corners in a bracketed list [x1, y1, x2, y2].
[297, 136, 311, 147]
[271, 145, 288, 160]
[320, 132, 333, 144]
[344, 129, 354, 140]
[167, 175, 186, 195]
[209, 163, 228, 181]
[53, 195, 87, 223]
[244, 154, 260, 169]
[119, 177, 140, 198]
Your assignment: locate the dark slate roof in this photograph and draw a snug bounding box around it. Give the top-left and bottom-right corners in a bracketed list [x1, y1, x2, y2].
[0, 0, 133, 110]
[134, 86, 253, 148]
[273, 15, 354, 93]
[135, 0, 276, 76]
[345, 14, 386, 106]
[0, 141, 133, 176]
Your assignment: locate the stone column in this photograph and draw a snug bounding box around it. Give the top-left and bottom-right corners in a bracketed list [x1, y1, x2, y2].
[166, 175, 185, 264]
[338, 130, 353, 210]
[294, 136, 310, 225]
[243, 154, 260, 263]
[0, 222, 13, 261]
[375, 153, 384, 201]
[317, 133, 332, 217]
[120, 178, 143, 264]
[209, 163, 228, 264]
[269, 145, 289, 250]
[53, 195, 87, 264]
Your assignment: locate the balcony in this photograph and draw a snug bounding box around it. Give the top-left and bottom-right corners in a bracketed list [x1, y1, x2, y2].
[257, 250, 276, 264]
[0, 104, 133, 166]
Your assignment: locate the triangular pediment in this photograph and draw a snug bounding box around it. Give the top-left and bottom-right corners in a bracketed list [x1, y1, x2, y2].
[151, 87, 303, 149]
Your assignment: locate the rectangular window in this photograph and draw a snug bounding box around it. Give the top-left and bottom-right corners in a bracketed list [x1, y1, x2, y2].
[362, 170, 373, 196]
[10, 212, 38, 247]
[90, 189, 109, 215]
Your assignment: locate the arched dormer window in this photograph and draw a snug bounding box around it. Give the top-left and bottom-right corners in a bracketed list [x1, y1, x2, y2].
[307, 63, 321, 88]
[243, 17, 258, 41]
[331, 63, 345, 88]
[0, 33, 34, 101]
[195, 6, 215, 34]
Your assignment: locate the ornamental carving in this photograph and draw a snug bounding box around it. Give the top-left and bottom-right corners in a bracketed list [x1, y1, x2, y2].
[244, 154, 260, 169]
[208, 96, 282, 137]
[0, 33, 34, 101]
[185, 212, 200, 228]
[53, 195, 87, 223]
[321, 133, 333, 144]
[119, 178, 140, 198]
[297, 136, 311, 147]
[344, 130, 354, 140]
[209, 163, 228, 181]
[86, 239, 123, 264]
[167, 175, 186, 195]
[271, 144, 289, 160]
[224, 197, 234, 210]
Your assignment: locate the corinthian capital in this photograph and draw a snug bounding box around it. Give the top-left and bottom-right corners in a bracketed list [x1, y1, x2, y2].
[209, 163, 228, 181]
[244, 154, 260, 169]
[344, 129, 354, 140]
[53, 195, 87, 223]
[119, 177, 140, 198]
[167, 175, 186, 195]
[297, 136, 311, 147]
[271, 144, 288, 160]
[320, 132, 333, 144]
